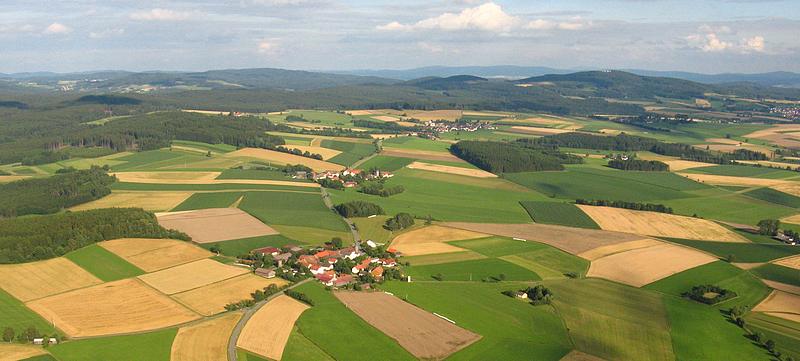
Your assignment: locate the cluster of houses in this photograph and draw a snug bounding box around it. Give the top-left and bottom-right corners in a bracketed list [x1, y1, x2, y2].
[422, 120, 494, 134]
[244, 242, 400, 288]
[771, 106, 800, 121]
[307, 168, 394, 188]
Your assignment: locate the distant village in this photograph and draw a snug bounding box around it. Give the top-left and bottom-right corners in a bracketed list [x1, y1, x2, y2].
[299, 168, 394, 188]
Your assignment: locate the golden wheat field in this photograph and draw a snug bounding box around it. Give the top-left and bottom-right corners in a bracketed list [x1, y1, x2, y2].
[0, 258, 101, 301]
[99, 238, 212, 272]
[236, 295, 310, 360]
[170, 312, 242, 361]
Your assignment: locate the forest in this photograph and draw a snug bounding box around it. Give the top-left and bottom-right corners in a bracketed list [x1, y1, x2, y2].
[575, 199, 673, 214]
[0, 167, 115, 217]
[334, 201, 385, 218]
[607, 159, 669, 171]
[451, 140, 582, 173]
[0, 208, 188, 263]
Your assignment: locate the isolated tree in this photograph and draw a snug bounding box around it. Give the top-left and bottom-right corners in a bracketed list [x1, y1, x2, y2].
[757, 219, 780, 236]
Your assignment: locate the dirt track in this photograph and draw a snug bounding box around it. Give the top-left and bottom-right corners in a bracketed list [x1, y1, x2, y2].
[335, 291, 481, 359]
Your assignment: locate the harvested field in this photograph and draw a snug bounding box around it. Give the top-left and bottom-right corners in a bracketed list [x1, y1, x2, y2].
[443, 222, 646, 256]
[390, 225, 489, 256]
[406, 161, 496, 178]
[371, 115, 400, 122]
[346, 110, 376, 116]
[225, 148, 344, 172]
[677, 173, 787, 187]
[0, 344, 47, 361]
[112, 170, 319, 188]
[406, 109, 462, 121]
[577, 239, 663, 261]
[156, 208, 278, 243]
[70, 191, 193, 212]
[99, 238, 211, 272]
[26, 278, 200, 337]
[285, 145, 341, 160]
[370, 133, 401, 140]
[0, 175, 28, 183]
[0, 258, 101, 302]
[138, 258, 249, 295]
[334, 291, 481, 360]
[172, 274, 287, 316]
[171, 312, 242, 361]
[587, 243, 717, 287]
[237, 295, 310, 360]
[699, 138, 774, 154]
[462, 111, 511, 117]
[509, 126, 572, 135]
[772, 183, 800, 198]
[753, 291, 800, 323]
[774, 255, 800, 270]
[381, 148, 465, 163]
[762, 280, 800, 295]
[576, 205, 747, 242]
[744, 125, 800, 149]
[662, 160, 714, 171]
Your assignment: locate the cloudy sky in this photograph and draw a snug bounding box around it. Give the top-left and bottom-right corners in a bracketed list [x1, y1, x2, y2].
[1, 0, 798, 74]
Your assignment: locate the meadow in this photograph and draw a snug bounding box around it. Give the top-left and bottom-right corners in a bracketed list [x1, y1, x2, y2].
[745, 312, 800, 361]
[64, 244, 145, 282]
[404, 258, 542, 282]
[665, 238, 800, 262]
[750, 263, 800, 287]
[171, 191, 243, 210]
[687, 165, 799, 179]
[382, 137, 452, 152]
[357, 155, 413, 171]
[320, 140, 376, 166]
[0, 288, 55, 335]
[519, 201, 600, 229]
[48, 328, 177, 361]
[743, 187, 800, 208]
[216, 169, 312, 182]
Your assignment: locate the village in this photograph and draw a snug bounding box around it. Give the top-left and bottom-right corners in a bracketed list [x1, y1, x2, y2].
[305, 168, 394, 188]
[237, 238, 403, 289]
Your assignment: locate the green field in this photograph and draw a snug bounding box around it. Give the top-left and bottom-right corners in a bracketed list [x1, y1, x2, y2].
[501, 248, 590, 279]
[663, 191, 798, 225]
[519, 201, 600, 229]
[546, 278, 675, 361]
[216, 169, 311, 182]
[665, 238, 800, 262]
[382, 137, 452, 152]
[402, 251, 487, 266]
[382, 281, 572, 360]
[404, 258, 542, 282]
[750, 263, 800, 287]
[644, 261, 770, 309]
[664, 297, 770, 360]
[200, 234, 300, 257]
[356, 155, 413, 172]
[505, 166, 708, 202]
[172, 192, 243, 210]
[688, 165, 799, 179]
[238, 349, 270, 361]
[64, 244, 145, 282]
[111, 149, 208, 171]
[49, 328, 177, 361]
[20, 354, 58, 361]
[293, 282, 416, 361]
[745, 312, 800, 361]
[0, 288, 56, 335]
[328, 168, 540, 223]
[171, 140, 236, 154]
[111, 182, 316, 192]
[743, 187, 800, 208]
[450, 236, 549, 257]
[351, 216, 394, 244]
[321, 140, 376, 166]
[238, 191, 350, 243]
[282, 327, 335, 361]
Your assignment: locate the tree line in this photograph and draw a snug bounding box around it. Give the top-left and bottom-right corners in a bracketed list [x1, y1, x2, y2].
[0, 208, 189, 263]
[451, 140, 582, 173]
[607, 159, 669, 171]
[575, 199, 673, 214]
[0, 167, 115, 217]
[359, 182, 405, 197]
[334, 201, 385, 218]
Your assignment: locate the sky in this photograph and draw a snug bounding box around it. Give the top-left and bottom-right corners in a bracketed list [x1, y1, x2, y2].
[0, 0, 798, 74]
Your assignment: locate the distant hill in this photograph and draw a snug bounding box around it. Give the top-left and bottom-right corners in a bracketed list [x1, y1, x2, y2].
[404, 75, 488, 89]
[625, 70, 800, 88]
[516, 70, 710, 99]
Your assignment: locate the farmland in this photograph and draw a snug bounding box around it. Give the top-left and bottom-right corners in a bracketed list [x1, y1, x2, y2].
[64, 244, 145, 282]
[520, 201, 600, 229]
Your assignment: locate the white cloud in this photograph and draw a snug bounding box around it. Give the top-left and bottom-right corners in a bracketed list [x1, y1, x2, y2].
[687, 32, 732, 52]
[378, 2, 518, 33]
[741, 35, 765, 52]
[525, 17, 591, 31]
[417, 42, 444, 53]
[89, 28, 125, 39]
[130, 8, 191, 21]
[687, 25, 766, 53]
[43, 22, 72, 35]
[257, 40, 278, 54]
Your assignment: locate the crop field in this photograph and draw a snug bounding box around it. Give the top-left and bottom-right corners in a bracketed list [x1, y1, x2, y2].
[64, 244, 144, 281]
[237, 295, 311, 360]
[402, 251, 487, 266]
[0, 257, 101, 302]
[26, 278, 199, 337]
[216, 169, 313, 182]
[664, 191, 797, 225]
[753, 291, 800, 323]
[507, 125, 572, 135]
[546, 279, 675, 361]
[156, 208, 278, 243]
[224, 148, 344, 172]
[505, 166, 708, 202]
[138, 258, 249, 295]
[0, 344, 48, 361]
[0, 288, 55, 334]
[689, 164, 800, 179]
[577, 205, 747, 242]
[520, 201, 600, 229]
[171, 312, 241, 361]
[449, 236, 551, 257]
[111, 150, 209, 172]
[443, 222, 645, 255]
[405, 258, 541, 281]
[357, 155, 413, 171]
[201, 234, 299, 257]
[389, 225, 488, 256]
[171, 191, 244, 210]
[381, 281, 572, 360]
[499, 248, 590, 279]
[351, 216, 394, 244]
[282, 327, 335, 361]
[70, 191, 194, 212]
[99, 238, 212, 272]
[287, 145, 342, 160]
[171, 140, 236, 154]
[587, 243, 717, 287]
[751, 263, 800, 287]
[112, 170, 320, 188]
[678, 172, 788, 187]
[238, 191, 350, 242]
[775, 254, 800, 270]
[577, 239, 662, 261]
[665, 238, 800, 262]
[406, 161, 496, 178]
[320, 139, 377, 166]
[745, 313, 800, 361]
[743, 187, 800, 208]
[334, 291, 481, 359]
[172, 274, 287, 316]
[49, 328, 177, 361]
[381, 148, 465, 163]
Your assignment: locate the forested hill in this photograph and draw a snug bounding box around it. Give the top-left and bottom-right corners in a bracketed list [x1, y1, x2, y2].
[0, 167, 115, 217]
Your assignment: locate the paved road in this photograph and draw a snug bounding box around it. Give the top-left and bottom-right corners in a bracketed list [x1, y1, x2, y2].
[227, 278, 312, 361]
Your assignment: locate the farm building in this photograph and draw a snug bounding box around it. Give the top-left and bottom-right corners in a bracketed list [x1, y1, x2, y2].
[255, 268, 276, 279]
[252, 247, 280, 256]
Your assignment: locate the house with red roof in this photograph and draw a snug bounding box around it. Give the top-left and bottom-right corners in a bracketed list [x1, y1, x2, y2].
[252, 247, 280, 256]
[370, 266, 384, 280]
